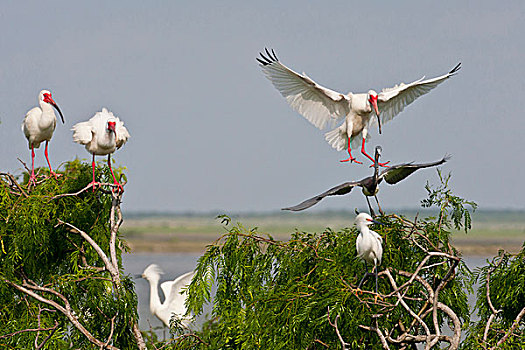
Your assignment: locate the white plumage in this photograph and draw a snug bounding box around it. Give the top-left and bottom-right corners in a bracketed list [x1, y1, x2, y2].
[258, 49, 460, 165]
[141, 264, 195, 327]
[354, 213, 384, 301]
[21, 90, 65, 183]
[355, 213, 383, 268]
[72, 108, 130, 191]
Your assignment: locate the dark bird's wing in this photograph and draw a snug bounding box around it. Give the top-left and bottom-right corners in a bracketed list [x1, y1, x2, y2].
[282, 181, 361, 211]
[380, 155, 451, 185]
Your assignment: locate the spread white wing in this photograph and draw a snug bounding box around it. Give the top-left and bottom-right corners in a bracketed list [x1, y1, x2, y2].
[71, 121, 94, 145]
[164, 270, 195, 318]
[258, 49, 350, 130]
[372, 63, 461, 127]
[114, 118, 130, 149]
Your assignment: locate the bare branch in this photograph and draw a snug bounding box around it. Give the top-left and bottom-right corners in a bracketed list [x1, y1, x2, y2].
[327, 307, 349, 350]
[2, 278, 119, 350]
[49, 182, 123, 200]
[492, 306, 525, 349]
[0, 322, 58, 341]
[56, 219, 119, 284]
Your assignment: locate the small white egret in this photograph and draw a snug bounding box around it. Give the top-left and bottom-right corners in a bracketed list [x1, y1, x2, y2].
[21, 90, 65, 184]
[72, 108, 129, 192]
[258, 48, 460, 166]
[141, 264, 195, 328]
[354, 212, 385, 302]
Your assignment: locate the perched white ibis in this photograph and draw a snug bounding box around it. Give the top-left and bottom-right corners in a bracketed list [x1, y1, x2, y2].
[21, 90, 65, 184]
[257, 49, 460, 166]
[354, 212, 384, 301]
[282, 146, 450, 216]
[141, 264, 195, 328]
[72, 108, 130, 192]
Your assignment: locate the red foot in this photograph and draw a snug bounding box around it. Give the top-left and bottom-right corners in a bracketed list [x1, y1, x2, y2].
[88, 181, 101, 192]
[28, 174, 37, 186]
[340, 157, 363, 164]
[49, 171, 62, 180]
[113, 182, 124, 193]
[369, 161, 390, 168]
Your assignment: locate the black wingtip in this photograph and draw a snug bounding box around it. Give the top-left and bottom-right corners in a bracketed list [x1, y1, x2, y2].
[257, 47, 279, 66]
[443, 154, 452, 162]
[449, 62, 461, 75]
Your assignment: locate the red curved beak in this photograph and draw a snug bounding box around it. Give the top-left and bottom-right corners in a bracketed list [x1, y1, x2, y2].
[369, 96, 381, 134]
[43, 94, 65, 124]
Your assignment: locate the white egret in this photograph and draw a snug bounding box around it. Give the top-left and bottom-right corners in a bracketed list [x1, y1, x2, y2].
[141, 264, 195, 328]
[354, 212, 385, 302]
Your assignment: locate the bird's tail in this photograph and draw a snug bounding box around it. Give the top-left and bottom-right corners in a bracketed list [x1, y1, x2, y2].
[324, 125, 347, 151]
[325, 125, 369, 152]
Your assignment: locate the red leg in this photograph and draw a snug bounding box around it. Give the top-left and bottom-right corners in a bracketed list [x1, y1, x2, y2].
[89, 154, 99, 192]
[361, 138, 390, 167]
[340, 137, 362, 164]
[108, 155, 123, 192]
[44, 141, 61, 179]
[29, 146, 37, 185]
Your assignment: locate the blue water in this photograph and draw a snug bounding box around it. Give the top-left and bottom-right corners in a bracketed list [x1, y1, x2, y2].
[123, 253, 489, 333]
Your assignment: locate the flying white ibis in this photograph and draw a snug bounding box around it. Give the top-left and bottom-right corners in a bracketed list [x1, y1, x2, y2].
[21, 90, 65, 184]
[72, 108, 130, 192]
[354, 212, 384, 302]
[257, 49, 460, 166]
[141, 264, 195, 328]
[282, 146, 450, 216]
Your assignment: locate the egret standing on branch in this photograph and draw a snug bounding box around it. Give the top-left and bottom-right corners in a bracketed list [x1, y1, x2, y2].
[282, 146, 450, 216]
[72, 108, 129, 192]
[257, 49, 460, 166]
[22, 90, 65, 184]
[354, 212, 384, 302]
[141, 264, 195, 328]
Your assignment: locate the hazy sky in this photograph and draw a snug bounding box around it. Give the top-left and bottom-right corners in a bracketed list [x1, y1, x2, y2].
[1, 1, 524, 213]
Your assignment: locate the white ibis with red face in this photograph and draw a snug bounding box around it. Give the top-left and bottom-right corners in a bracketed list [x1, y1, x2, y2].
[257, 49, 460, 166]
[21, 89, 65, 184]
[72, 108, 130, 192]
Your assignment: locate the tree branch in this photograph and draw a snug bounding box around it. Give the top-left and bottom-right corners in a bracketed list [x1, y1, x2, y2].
[327, 307, 349, 350]
[2, 278, 118, 349]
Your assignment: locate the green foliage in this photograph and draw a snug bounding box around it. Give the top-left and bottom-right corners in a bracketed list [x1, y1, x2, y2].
[462, 247, 525, 349]
[0, 160, 137, 349]
[422, 170, 477, 233]
[169, 177, 478, 349]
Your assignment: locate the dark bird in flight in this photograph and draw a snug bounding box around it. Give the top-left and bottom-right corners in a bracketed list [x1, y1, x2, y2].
[282, 146, 450, 216]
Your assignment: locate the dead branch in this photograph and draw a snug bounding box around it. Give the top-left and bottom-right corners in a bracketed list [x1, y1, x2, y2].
[327, 307, 349, 350]
[0, 322, 58, 341]
[492, 306, 525, 349]
[56, 219, 119, 288]
[49, 181, 124, 201]
[2, 278, 118, 350]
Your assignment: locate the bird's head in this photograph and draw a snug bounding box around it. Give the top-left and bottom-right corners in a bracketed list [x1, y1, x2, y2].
[354, 212, 384, 227]
[367, 90, 381, 134]
[141, 264, 164, 281]
[107, 121, 116, 133]
[39, 90, 65, 124]
[375, 146, 382, 159]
